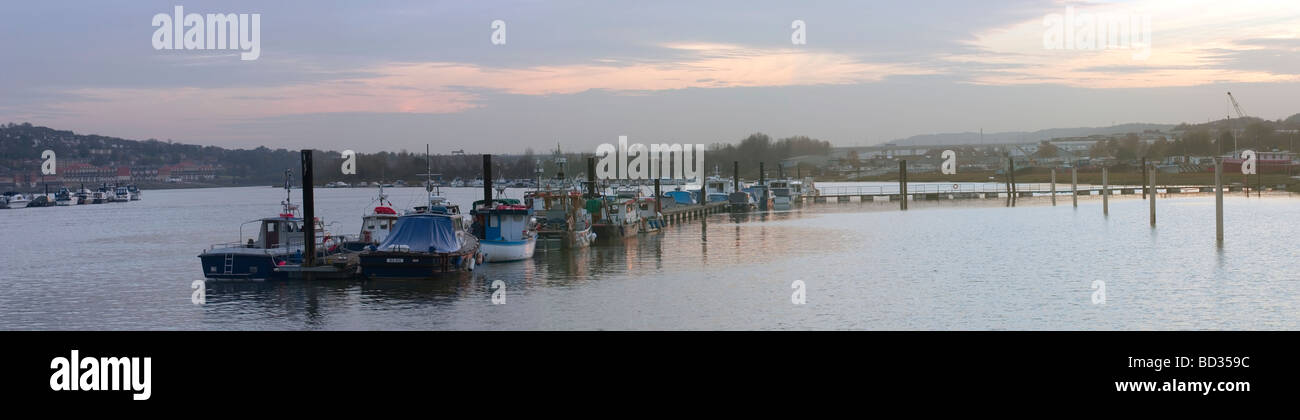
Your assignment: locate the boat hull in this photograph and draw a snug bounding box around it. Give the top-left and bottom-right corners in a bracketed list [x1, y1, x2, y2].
[593, 223, 637, 241]
[480, 237, 536, 262]
[538, 227, 595, 249]
[359, 251, 478, 278]
[198, 252, 290, 280]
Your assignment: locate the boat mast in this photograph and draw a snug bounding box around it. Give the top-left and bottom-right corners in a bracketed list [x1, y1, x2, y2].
[281, 168, 295, 214]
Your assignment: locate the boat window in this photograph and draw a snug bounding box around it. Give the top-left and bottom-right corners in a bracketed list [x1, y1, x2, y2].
[266, 223, 276, 232]
[489, 215, 500, 227]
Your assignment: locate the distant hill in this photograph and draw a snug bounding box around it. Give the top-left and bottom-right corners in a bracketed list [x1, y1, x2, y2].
[880, 123, 1177, 147]
[0, 122, 573, 185]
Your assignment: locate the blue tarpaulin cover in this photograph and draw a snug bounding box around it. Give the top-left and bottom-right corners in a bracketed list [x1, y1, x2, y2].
[665, 190, 695, 205]
[377, 214, 461, 253]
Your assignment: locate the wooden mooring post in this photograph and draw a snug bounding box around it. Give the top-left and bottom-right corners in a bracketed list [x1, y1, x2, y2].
[1102, 167, 1109, 216]
[1215, 158, 1224, 243]
[1071, 167, 1078, 208]
[899, 160, 908, 211]
[1141, 158, 1148, 199]
[300, 149, 316, 269]
[1148, 163, 1156, 227]
[1050, 168, 1056, 206]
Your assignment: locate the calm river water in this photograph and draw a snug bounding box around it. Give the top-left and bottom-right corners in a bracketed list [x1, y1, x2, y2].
[2, 184, 1297, 330]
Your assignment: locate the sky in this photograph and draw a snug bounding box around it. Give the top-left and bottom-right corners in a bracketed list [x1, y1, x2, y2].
[2, 0, 1299, 153]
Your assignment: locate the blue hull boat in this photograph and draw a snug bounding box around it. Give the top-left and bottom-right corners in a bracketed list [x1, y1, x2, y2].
[359, 213, 481, 279]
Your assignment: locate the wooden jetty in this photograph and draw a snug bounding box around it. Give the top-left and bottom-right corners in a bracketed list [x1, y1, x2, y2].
[659, 201, 729, 224]
[809, 183, 1222, 203]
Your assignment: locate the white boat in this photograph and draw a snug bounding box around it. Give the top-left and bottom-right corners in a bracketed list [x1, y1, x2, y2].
[341, 185, 401, 251]
[75, 188, 93, 205]
[112, 186, 131, 202]
[128, 185, 142, 201]
[4, 193, 29, 209]
[768, 180, 792, 208]
[92, 187, 111, 204]
[470, 178, 484, 188]
[705, 175, 734, 196]
[472, 199, 537, 262]
[636, 198, 664, 233]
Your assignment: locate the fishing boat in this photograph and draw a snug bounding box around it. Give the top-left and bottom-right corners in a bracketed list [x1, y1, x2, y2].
[471, 198, 538, 262]
[340, 185, 402, 252]
[744, 185, 773, 211]
[198, 181, 342, 280]
[358, 145, 482, 278]
[636, 197, 665, 233]
[527, 190, 596, 248]
[128, 185, 142, 201]
[728, 191, 756, 212]
[592, 196, 639, 241]
[769, 185, 790, 210]
[705, 176, 733, 196]
[358, 212, 481, 278]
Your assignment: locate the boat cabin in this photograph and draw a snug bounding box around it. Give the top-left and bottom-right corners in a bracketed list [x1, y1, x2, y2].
[360, 206, 400, 244]
[250, 217, 307, 250]
[472, 200, 535, 242]
[599, 198, 639, 225]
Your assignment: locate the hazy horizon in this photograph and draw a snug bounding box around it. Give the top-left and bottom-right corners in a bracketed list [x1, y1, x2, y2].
[3, 0, 1299, 153]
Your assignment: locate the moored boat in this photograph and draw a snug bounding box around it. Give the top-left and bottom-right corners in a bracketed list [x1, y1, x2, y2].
[112, 186, 131, 202]
[341, 185, 402, 252]
[636, 197, 665, 233]
[198, 203, 341, 280]
[471, 198, 538, 262]
[198, 174, 342, 280]
[592, 197, 639, 241]
[55, 188, 75, 206]
[527, 190, 596, 248]
[358, 212, 481, 278]
[3, 193, 29, 209]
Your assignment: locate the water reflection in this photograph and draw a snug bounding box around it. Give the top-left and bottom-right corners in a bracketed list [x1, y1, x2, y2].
[2, 186, 1299, 330]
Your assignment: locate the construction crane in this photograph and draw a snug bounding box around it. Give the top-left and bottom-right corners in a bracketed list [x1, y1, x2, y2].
[1227, 92, 1247, 151]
